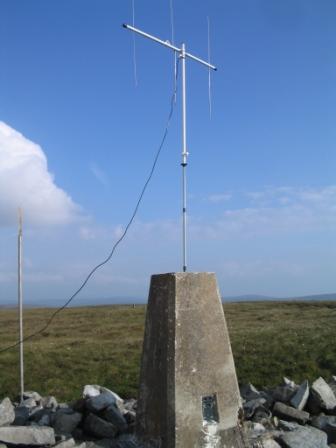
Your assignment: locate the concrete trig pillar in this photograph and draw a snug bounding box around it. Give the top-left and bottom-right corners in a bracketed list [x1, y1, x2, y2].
[136, 273, 247, 448]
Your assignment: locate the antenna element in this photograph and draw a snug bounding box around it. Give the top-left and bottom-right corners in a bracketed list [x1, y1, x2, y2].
[123, 23, 217, 271]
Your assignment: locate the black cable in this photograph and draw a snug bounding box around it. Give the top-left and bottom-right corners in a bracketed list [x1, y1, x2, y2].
[0, 58, 180, 355]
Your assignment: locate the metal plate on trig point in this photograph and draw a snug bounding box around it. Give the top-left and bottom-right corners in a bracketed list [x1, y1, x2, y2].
[202, 394, 219, 422]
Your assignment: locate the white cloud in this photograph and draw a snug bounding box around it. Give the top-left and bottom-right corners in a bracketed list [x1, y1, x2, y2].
[0, 121, 80, 227]
[192, 185, 336, 240]
[208, 193, 232, 203]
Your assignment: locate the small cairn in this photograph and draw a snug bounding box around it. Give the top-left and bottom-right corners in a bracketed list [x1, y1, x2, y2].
[0, 376, 336, 447]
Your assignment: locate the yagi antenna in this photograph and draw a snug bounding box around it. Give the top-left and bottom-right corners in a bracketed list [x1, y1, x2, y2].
[123, 23, 217, 272]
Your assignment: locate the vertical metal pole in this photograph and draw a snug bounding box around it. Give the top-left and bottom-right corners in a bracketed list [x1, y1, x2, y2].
[181, 43, 187, 272]
[18, 208, 24, 403]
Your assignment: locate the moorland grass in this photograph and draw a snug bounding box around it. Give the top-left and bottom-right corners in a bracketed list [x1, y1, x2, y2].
[0, 301, 336, 401]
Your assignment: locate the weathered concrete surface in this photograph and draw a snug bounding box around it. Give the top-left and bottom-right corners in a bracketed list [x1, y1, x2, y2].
[136, 273, 247, 448]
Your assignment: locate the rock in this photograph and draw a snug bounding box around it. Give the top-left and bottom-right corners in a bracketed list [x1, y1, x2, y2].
[13, 406, 30, 425]
[311, 415, 336, 444]
[37, 413, 51, 426]
[123, 399, 137, 412]
[252, 406, 272, 423]
[23, 391, 42, 403]
[83, 386, 124, 412]
[83, 385, 101, 399]
[261, 440, 281, 448]
[276, 423, 328, 448]
[329, 376, 336, 395]
[124, 410, 136, 425]
[71, 398, 86, 413]
[84, 413, 117, 439]
[30, 408, 52, 424]
[86, 393, 116, 413]
[59, 403, 71, 409]
[290, 380, 309, 410]
[110, 434, 141, 448]
[272, 385, 296, 405]
[273, 401, 310, 424]
[41, 396, 58, 409]
[245, 421, 266, 439]
[53, 411, 82, 435]
[29, 405, 44, 418]
[22, 398, 37, 408]
[0, 426, 55, 446]
[240, 384, 262, 401]
[76, 443, 86, 448]
[102, 404, 127, 432]
[243, 397, 266, 419]
[85, 440, 115, 448]
[0, 444, 7, 448]
[55, 438, 76, 448]
[310, 377, 336, 411]
[0, 399, 15, 427]
[283, 377, 296, 389]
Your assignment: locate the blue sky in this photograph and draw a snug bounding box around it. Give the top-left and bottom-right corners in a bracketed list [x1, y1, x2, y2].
[0, 0, 335, 304]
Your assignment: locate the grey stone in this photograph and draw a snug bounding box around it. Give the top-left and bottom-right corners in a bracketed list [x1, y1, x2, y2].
[0, 443, 7, 448]
[273, 401, 310, 424]
[13, 405, 30, 425]
[83, 385, 101, 398]
[243, 398, 267, 419]
[102, 404, 127, 432]
[278, 420, 300, 431]
[329, 377, 336, 396]
[86, 392, 116, 413]
[277, 424, 328, 448]
[53, 411, 82, 435]
[83, 386, 124, 411]
[261, 440, 281, 448]
[58, 403, 70, 409]
[85, 440, 115, 448]
[41, 395, 58, 409]
[271, 385, 296, 405]
[54, 438, 76, 448]
[75, 443, 86, 448]
[23, 391, 42, 403]
[29, 405, 44, 417]
[84, 413, 117, 439]
[124, 410, 136, 425]
[0, 398, 14, 427]
[290, 380, 309, 410]
[251, 406, 272, 423]
[0, 426, 55, 445]
[283, 377, 296, 389]
[240, 384, 261, 401]
[311, 377, 336, 411]
[22, 397, 37, 408]
[311, 415, 336, 443]
[136, 273, 247, 447]
[110, 434, 141, 448]
[30, 408, 52, 424]
[124, 399, 137, 412]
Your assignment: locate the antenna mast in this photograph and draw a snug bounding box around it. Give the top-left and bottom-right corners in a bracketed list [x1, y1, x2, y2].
[18, 208, 24, 403]
[123, 23, 217, 272]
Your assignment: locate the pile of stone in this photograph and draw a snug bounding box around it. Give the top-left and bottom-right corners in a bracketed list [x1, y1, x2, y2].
[1, 376, 336, 447]
[243, 375, 336, 448]
[0, 385, 138, 448]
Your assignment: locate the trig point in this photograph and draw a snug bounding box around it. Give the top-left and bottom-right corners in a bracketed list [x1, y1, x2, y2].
[136, 272, 247, 447]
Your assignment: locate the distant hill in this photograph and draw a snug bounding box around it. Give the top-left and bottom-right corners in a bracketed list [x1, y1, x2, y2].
[1, 293, 336, 308]
[223, 292, 336, 302]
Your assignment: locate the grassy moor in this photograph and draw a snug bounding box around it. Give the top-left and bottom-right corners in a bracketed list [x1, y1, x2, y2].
[1, 301, 336, 401]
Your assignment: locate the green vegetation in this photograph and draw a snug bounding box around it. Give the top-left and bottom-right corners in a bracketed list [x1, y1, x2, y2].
[1, 301, 336, 402]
